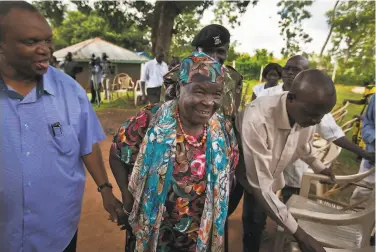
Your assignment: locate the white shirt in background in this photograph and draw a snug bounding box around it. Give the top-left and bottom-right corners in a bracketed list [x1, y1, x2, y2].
[141, 59, 168, 88]
[257, 84, 345, 188]
[253, 83, 283, 97]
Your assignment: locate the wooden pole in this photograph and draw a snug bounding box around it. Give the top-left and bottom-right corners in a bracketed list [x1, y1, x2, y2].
[332, 60, 337, 82]
[259, 65, 264, 82]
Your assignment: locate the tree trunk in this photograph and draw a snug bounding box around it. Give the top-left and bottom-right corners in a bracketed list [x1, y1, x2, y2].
[320, 0, 340, 56]
[151, 1, 180, 60]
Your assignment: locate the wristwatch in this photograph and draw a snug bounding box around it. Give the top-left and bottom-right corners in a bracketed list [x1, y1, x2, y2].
[97, 182, 113, 192]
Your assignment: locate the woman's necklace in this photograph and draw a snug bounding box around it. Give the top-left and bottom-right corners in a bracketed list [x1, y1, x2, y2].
[176, 108, 207, 147]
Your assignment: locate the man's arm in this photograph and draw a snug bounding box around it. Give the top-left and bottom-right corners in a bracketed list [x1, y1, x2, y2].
[343, 98, 366, 105]
[240, 114, 298, 234]
[317, 113, 374, 163]
[82, 144, 123, 222]
[334, 137, 374, 162]
[77, 86, 123, 222]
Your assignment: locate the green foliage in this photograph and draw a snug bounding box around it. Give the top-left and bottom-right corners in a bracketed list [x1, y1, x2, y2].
[231, 49, 285, 80]
[277, 0, 314, 57]
[32, 1, 67, 27]
[170, 12, 203, 59]
[226, 41, 241, 63]
[214, 1, 257, 27]
[327, 1, 375, 84]
[52, 11, 150, 51]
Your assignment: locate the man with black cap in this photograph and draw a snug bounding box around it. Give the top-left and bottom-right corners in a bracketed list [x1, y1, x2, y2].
[164, 24, 243, 120]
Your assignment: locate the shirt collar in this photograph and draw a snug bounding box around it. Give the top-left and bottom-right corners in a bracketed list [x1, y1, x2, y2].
[0, 69, 55, 100]
[275, 92, 293, 130]
[154, 58, 164, 65]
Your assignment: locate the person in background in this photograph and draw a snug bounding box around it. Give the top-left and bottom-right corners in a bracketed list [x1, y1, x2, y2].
[109, 52, 239, 251]
[169, 56, 180, 70]
[350, 93, 375, 246]
[0, 2, 123, 252]
[251, 62, 283, 101]
[49, 56, 57, 68]
[101, 52, 110, 82]
[90, 56, 102, 104]
[343, 80, 376, 161]
[350, 93, 375, 205]
[61, 52, 82, 80]
[237, 69, 337, 252]
[140, 50, 168, 104]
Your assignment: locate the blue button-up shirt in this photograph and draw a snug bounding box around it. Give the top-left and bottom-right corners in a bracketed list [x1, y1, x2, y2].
[0, 67, 106, 251]
[362, 93, 375, 169]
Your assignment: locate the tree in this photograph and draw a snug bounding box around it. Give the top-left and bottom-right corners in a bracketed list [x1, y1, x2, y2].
[320, 0, 340, 56]
[214, 0, 258, 27]
[52, 11, 149, 51]
[170, 12, 203, 59]
[69, 1, 256, 59]
[328, 1, 375, 83]
[226, 41, 241, 63]
[277, 0, 313, 57]
[32, 1, 66, 27]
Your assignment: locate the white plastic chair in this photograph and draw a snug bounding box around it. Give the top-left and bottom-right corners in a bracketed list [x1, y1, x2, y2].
[134, 80, 146, 106]
[333, 109, 348, 124]
[331, 102, 349, 118]
[274, 168, 375, 251]
[110, 73, 134, 101]
[288, 242, 374, 252]
[341, 118, 360, 134]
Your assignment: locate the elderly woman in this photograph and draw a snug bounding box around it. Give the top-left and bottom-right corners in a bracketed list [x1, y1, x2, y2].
[109, 52, 239, 251]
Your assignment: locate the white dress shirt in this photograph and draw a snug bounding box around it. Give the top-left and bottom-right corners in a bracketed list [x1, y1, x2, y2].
[236, 92, 326, 234]
[141, 59, 169, 88]
[258, 84, 345, 187]
[252, 83, 266, 97]
[253, 83, 283, 97]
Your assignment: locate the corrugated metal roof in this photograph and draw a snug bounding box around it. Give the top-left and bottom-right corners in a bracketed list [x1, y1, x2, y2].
[53, 37, 150, 63]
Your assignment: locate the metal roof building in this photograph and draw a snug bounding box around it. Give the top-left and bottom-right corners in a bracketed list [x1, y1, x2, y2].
[53, 37, 151, 89]
[53, 37, 150, 63]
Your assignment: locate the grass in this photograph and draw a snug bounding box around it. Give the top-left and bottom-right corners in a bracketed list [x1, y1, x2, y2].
[88, 91, 139, 111]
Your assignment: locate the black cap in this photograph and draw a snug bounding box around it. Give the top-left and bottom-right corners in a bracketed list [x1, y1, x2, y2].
[191, 24, 230, 48]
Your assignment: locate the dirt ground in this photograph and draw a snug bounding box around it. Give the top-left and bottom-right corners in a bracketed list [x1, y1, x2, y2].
[76, 108, 277, 252]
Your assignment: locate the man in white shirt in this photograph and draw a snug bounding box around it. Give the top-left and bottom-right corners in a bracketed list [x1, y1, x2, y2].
[140, 51, 169, 104]
[237, 69, 337, 252]
[257, 55, 374, 202]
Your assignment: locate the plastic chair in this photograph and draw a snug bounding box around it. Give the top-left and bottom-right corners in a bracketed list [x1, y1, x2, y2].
[274, 168, 375, 251]
[341, 117, 360, 134]
[110, 73, 134, 102]
[308, 142, 342, 197]
[287, 242, 374, 252]
[331, 102, 349, 118]
[333, 109, 348, 124]
[134, 80, 146, 106]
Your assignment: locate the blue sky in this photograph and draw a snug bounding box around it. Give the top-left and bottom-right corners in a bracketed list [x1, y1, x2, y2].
[202, 0, 336, 58]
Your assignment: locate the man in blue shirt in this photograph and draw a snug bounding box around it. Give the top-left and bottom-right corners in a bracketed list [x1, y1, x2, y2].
[0, 2, 123, 251]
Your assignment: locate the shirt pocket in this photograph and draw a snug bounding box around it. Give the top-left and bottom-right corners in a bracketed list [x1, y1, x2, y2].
[48, 121, 79, 155]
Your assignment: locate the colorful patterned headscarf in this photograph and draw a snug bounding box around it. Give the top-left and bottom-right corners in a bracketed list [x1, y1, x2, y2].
[179, 51, 225, 85]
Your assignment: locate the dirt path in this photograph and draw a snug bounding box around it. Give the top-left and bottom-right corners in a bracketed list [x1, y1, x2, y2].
[76, 109, 276, 252]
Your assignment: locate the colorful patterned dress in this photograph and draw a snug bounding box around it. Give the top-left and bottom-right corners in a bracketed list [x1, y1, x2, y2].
[112, 101, 239, 251]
